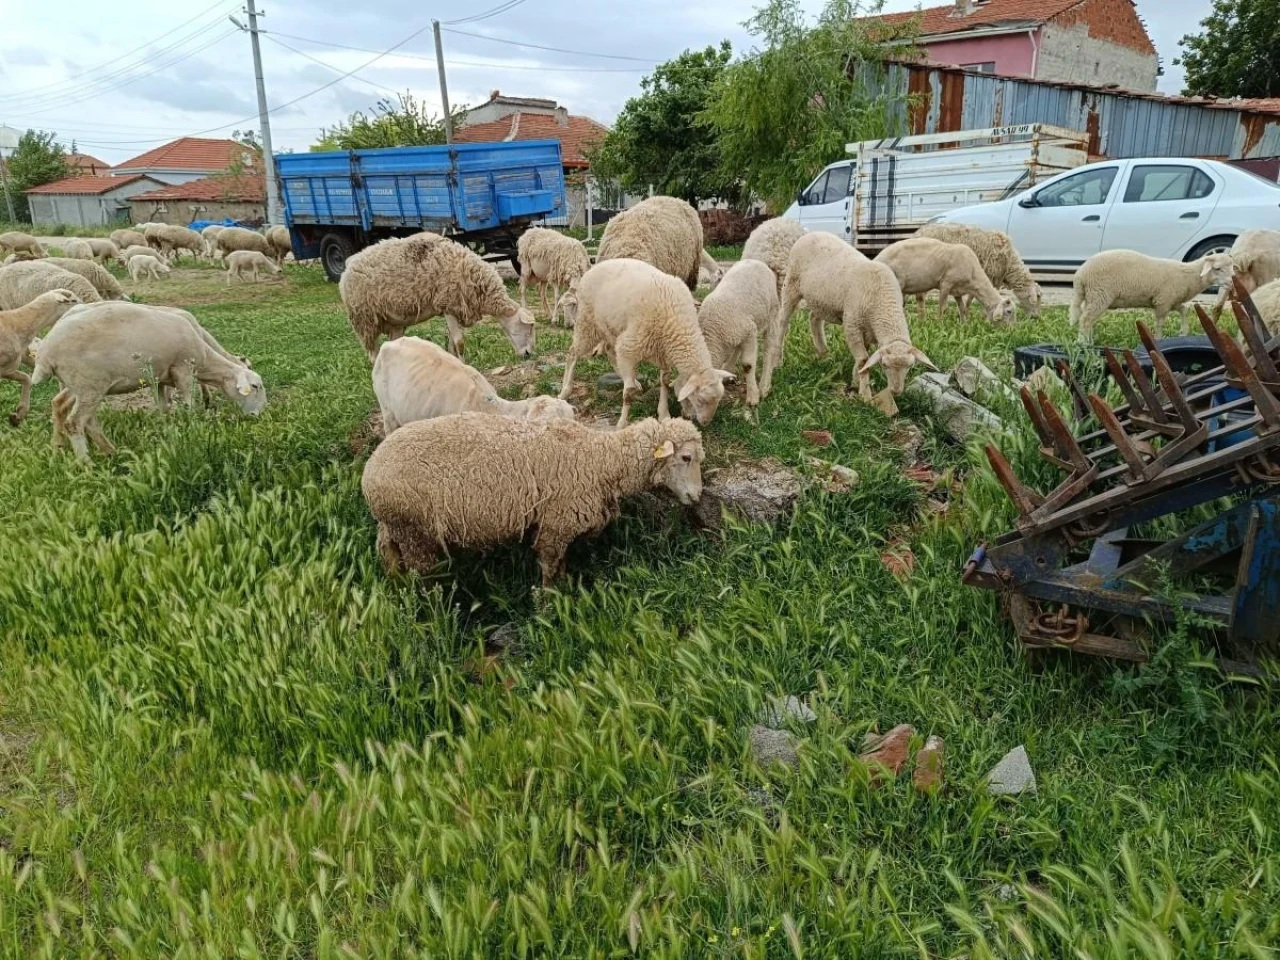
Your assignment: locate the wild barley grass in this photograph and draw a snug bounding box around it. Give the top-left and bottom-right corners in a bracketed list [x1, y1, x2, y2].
[0, 266, 1276, 958]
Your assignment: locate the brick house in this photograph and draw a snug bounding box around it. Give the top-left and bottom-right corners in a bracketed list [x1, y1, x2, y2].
[874, 0, 1159, 92]
[128, 173, 265, 226]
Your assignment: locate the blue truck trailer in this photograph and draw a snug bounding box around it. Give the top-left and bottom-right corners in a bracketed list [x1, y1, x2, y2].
[275, 140, 567, 281]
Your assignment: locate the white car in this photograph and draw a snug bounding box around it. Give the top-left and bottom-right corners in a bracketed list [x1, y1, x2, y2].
[932, 157, 1280, 279]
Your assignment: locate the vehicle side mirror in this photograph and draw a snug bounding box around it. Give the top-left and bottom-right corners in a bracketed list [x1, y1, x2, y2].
[1018, 195, 1040, 209]
[796, 189, 806, 205]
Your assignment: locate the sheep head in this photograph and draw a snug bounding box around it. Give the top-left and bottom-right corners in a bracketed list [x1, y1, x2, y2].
[987, 293, 1018, 326]
[218, 366, 267, 416]
[497, 306, 537, 358]
[676, 368, 733, 425]
[1201, 253, 1235, 288]
[650, 420, 705, 505]
[860, 341, 937, 395]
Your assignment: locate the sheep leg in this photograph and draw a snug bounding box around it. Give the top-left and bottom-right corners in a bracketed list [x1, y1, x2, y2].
[845, 322, 873, 401]
[534, 533, 571, 586]
[615, 354, 641, 428]
[539, 283, 550, 319]
[519, 269, 529, 309]
[444, 315, 465, 357]
[63, 392, 100, 461]
[1177, 306, 1189, 337]
[1154, 309, 1167, 339]
[550, 284, 561, 325]
[170, 364, 198, 408]
[85, 414, 115, 455]
[765, 283, 803, 390]
[916, 293, 927, 323]
[225, 269, 233, 287]
[657, 367, 670, 420]
[376, 523, 407, 574]
[742, 334, 760, 408]
[938, 283, 953, 321]
[559, 355, 578, 401]
[50, 390, 71, 449]
[3, 370, 32, 426]
[809, 311, 829, 359]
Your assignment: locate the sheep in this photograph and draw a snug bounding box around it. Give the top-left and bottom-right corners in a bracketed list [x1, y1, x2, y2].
[373, 336, 573, 435]
[699, 248, 723, 291]
[42, 258, 129, 300]
[362, 411, 704, 585]
[1071, 249, 1236, 341]
[60, 239, 95, 261]
[1244, 277, 1280, 336]
[742, 217, 806, 294]
[128, 255, 171, 282]
[145, 223, 204, 261]
[225, 250, 281, 285]
[201, 224, 225, 259]
[214, 226, 273, 260]
[119, 244, 157, 263]
[340, 232, 536, 363]
[916, 222, 1041, 318]
[111, 229, 147, 251]
[1215, 230, 1280, 318]
[85, 238, 123, 265]
[774, 233, 934, 400]
[516, 227, 590, 325]
[0, 261, 102, 310]
[264, 225, 291, 265]
[597, 196, 706, 291]
[0, 289, 81, 426]
[875, 237, 1017, 325]
[557, 258, 731, 427]
[32, 301, 266, 460]
[696, 258, 780, 410]
[0, 232, 45, 259]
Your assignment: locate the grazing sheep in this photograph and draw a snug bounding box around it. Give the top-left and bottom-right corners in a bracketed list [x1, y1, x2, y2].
[1071, 249, 1236, 341]
[875, 237, 1017, 325]
[0, 289, 81, 426]
[374, 336, 573, 435]
[362, 412, 704, 585]
[128, 255, 171, 282]
[201, 224, 225, 259]
[60, 239, 95, 261]
[1216, 230, 1280, 318]
[119, 244, 156, 263]
[225, 250, 281, 285]
[742, 217, 806, 294]
[597, 196, 706, 291]
[698, 248, 723, 291]
[916, 222, 1041, 318]
[85, 238, 122, 265]
[557, 258, 731, 427]
[0, 261, 102, 310]
[214, 226, 273, 260]
[265, 225, 292, 265]
[516, 227, 591, 325]
[1244, 277, 1280, 335]
[696, 258, 780, 409]
[32, 302, 266, 460]
[42, 258, 128, 300]
[145, 223, 204, 261]
[0, 232, 45, 259]
[340, 232, 536, 363]
[111, 228, 147, 251]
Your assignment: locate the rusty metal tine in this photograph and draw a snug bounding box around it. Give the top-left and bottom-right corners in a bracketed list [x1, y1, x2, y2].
[1019, 385, 1054, 448]
[1054, 359, 1092, 422]
[1123, 348, 1168, 423]
[1088, 392, 1147, 481]
[984, 443, 1043, 520]
[1038, 391, 1092, 472]
[1232, 298, 1280, 381]
[1142, 339, 1200, 434]
[1102, 348, 1145, 414]
[1197, 305, 1280, 428]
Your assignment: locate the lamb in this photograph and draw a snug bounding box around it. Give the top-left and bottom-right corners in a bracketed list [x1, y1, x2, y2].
[742, 217, 806, 294]
[119, 244, 157, 263]
[225, 250, 281, 285]
[60, 239, 95, 261]
[340, 232, 536, 363]
[264, 225, 292, 265]
[110, 228, 147, 251]
[1071, 249, 1236, 341]
[362, 412, 704, 585]
[32, 301, 266, 460]
[145, 223, 204, 260]
[557, 258, 731, 427]
[85, 238, 123, 265]
[0, 289, 81, 426]
[128, 255, 171, 282]
[875, 237, 1017, 325]
[597, 196, 706, 291]
[696, 258, 779, 409]
[373, 336, 574, 435]
[42, 258, 129, 300]
[0, 232, 45, 259]
[516, 227, 591, 325]
[0, 261, 103, 310]
[1215, 230, 1280, 318]
[201, 224, 225, 259]
[214, 226, 273, 260]
[916, 222, 1041, 318]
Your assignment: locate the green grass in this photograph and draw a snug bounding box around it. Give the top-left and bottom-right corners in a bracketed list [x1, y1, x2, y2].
[0, 220, 120, 238]
[1, 264, 1278, 959]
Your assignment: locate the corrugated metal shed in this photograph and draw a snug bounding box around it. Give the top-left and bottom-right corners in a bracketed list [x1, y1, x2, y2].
[860, 62, 1280, 161]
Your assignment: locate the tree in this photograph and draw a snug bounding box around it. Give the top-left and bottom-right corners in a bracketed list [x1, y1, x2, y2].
[590, 43, 740, 207]
[2, 129, 70, 223]
[704, 0, 914, 211]
[1177, 0, 1280, 98]
[313, 92, 456, 151]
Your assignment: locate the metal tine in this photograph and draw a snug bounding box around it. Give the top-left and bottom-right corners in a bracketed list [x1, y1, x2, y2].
[1054, 359, 1092, 422]
[1088, 392, 1148, 482]
[1137, 324, 1200, 433]
[1037, 391, 1093, 473]
[1123, 345, 1169, 424]
[1197, 305, 1280, 429]
[1102, 348, 1146, 415]
[1231, 285, 1279, 382]
[1020, 385, 1054, 448]
[985, 443, 1044, 522]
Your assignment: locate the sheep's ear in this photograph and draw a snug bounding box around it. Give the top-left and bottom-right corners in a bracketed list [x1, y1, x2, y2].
[912, 347, 938, 370]
[714, 369, 736, 383]
[859, 348, 884, 374]
[1200, 260, 1214, 279]
[677, 381, 696, 402]
[520, 311, 536, 326]
[653, 440, 675, 460]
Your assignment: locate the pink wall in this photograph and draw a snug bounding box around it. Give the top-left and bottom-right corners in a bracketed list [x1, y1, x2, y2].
[923, 32, 1038, 77]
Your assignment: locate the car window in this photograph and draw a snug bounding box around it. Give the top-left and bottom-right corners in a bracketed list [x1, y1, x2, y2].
[1123, 165, 1217, 203]
[804, 171, 829, 206]
[823, 164, 852, 205]
[1035, 167, 1118, 207]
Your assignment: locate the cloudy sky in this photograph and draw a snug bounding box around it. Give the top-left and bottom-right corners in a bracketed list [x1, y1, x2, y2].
[0, 0, 1208, 165]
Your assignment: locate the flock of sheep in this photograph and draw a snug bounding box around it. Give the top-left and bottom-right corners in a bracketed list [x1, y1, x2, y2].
[2, 197, 1278, 586]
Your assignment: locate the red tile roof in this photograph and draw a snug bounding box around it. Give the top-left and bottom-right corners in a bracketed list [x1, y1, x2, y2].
[66, 153, 109, 175]
[130, 173, 265, 204]
[25, 174, 155, 196]
[874, 0, 1092, 35]
[455, 112, 608, 167]
[113, 137, 256, 173]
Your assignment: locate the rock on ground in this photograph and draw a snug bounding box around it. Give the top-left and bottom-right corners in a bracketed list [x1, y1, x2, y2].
[986, 745, 1037, 796]
[906, 372, 1004, 442]
[912, 735, 945, 793]
[748, 725, 801, 769]
[859, 723, 915, 783]
[761, 695, 817, 728]
[693, 459, 802, 530]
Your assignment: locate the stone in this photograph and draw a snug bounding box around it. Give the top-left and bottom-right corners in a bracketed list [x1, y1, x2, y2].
[486, 622, 520, 652]
[807, 458, 860, 494]
[890, 423, 925, 461]
[1021, 364, 1070, 404]
[692, 460, 803, 530]
[858, 723, 915, 782]
[986, 745, 1037, 796]
[871, 388, 899, 417]
[801, 429, 834, 447]
[761, 695, 817, 728]
[906, 373, 1004, 443]
[748, 725, 800, 769]
[953, 357, 1017, 402]
[880, 543, 916, 579]
[597, 372, 625, 393]
[912, 735, 945, 793]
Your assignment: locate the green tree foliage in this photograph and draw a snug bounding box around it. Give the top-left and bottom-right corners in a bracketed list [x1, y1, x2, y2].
[590, 43, 740, 207]
[704, 0, 913, 210]
[3, 129, 70, 223]
[313, 92, 456, 151]
[1177, 0, 1280, 98]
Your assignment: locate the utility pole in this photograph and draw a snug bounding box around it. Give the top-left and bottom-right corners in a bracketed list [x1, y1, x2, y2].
[433, 21, 454, 144]
[237, 0, 282, 224]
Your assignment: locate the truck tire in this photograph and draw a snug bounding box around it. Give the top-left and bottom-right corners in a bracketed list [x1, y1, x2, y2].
[320, 232, 357, 283]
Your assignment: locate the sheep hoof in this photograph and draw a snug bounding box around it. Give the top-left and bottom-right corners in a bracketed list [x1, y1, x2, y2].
[8, 413, 20, 427]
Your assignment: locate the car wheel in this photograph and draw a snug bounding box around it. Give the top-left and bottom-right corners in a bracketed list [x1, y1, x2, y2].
[1185, 236, 1236, 261]
[320, 232, 357, 283]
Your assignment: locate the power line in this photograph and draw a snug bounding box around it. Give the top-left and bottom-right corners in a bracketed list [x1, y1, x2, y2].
[264, 35, 403, 96]
[440, 27, 659, 63]
[445, 0, 530, 26]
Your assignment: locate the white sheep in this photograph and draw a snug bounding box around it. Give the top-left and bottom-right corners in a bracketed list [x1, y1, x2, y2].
[0, 261, 102, 310]
[42, 258, 128, 300]
[0, 232, 45, 259]
[699, 248, 723, 291]
[213, 227, 273, 260]
[85, 238, 122, 265]
[557, 258, 732, 427]
[916, 222, 1041, 318]
[145, 223, 204, 261]
[111, 228, 147, 251]
[0, 289, 81, 426]
[225, 250, 281, 285]
[696, 258, 779, 409]
[1216, 230, 1280, 318]
[1071, 249, 1236, 341]
[374, 336, 573, 435]
[517, 227, 591, 325]
[201, 224, 225, 259]
[362, 412, 704, 585]
[60, 239, 95, 261]
[742, 218, 806, 294]
[1243, 277, 1280, 336]
[32, 302, 266, 460]
[119, 244, 157, 263]
[265, 225, 291, 265]
[340, 232, 536, 363]
[875, 237, 1017, 325]
[597, 196, 706, 291]
[128, 255, 171, 282]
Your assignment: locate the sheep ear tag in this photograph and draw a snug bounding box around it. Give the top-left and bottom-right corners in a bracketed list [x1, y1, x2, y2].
[653, 440, 675, 460]
[238, 383, 254, 396]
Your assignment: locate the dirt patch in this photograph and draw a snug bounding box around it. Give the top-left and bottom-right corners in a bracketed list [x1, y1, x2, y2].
[125, 267, 289, 308]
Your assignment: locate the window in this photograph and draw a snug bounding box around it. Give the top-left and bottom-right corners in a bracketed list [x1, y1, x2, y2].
[1123, 165, 1217, 203]
[823, 164, 852, 205]
[1034, 166, 1118, 207]
[803, 171, 828, 206]
[962, 62, 996, 74]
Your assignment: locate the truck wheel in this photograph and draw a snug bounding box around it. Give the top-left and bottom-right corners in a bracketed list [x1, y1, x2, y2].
[320, 233, 356, 283]
[508, 253, 521, 276]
